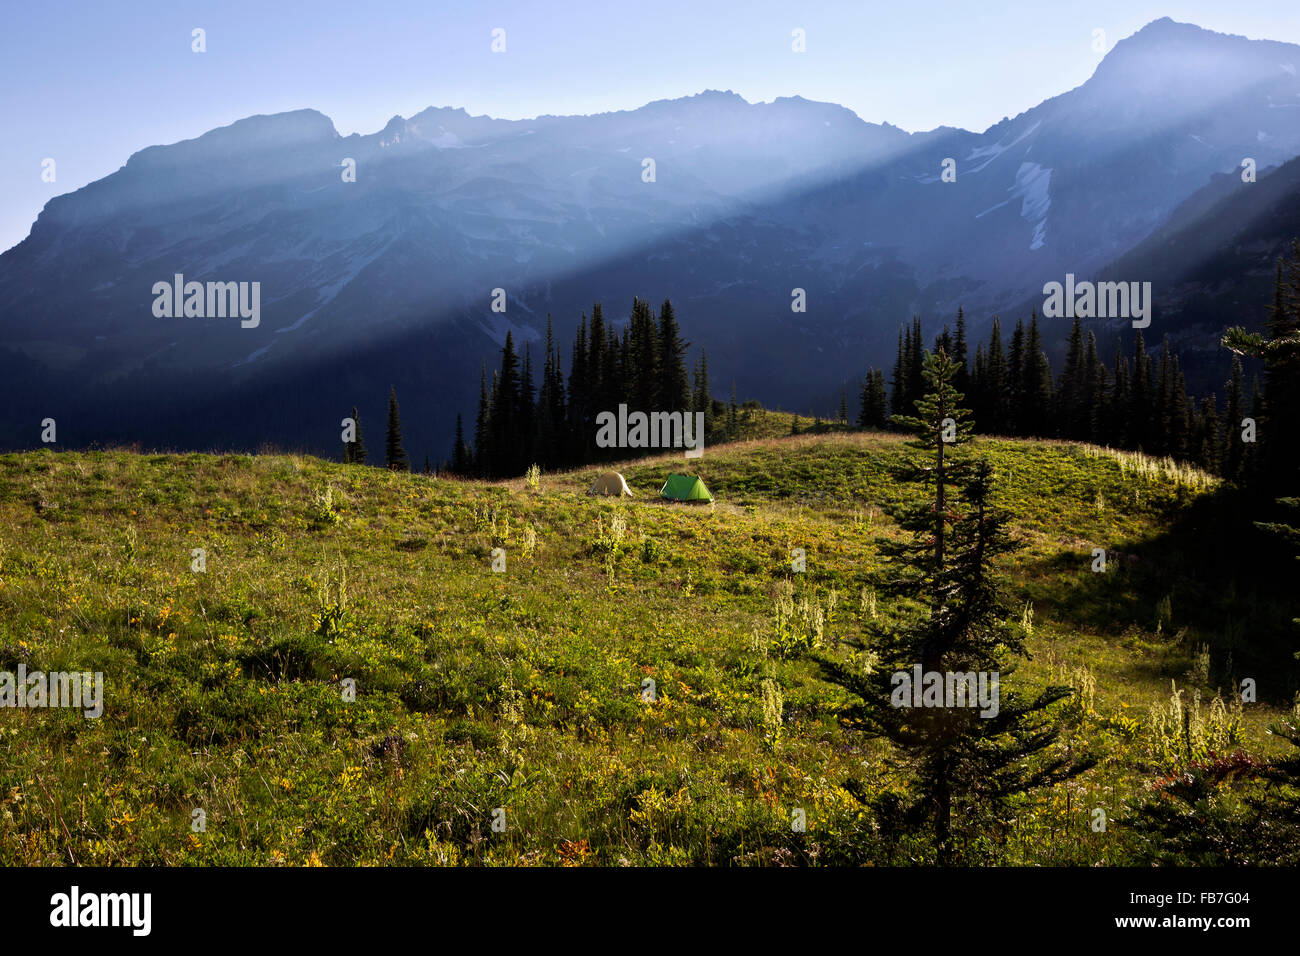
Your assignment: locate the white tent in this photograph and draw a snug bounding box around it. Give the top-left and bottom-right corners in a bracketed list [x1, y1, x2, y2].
[588, 471, 634, 497]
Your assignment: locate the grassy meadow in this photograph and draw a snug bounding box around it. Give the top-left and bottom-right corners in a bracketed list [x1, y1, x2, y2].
[0, 430, 1294, 865]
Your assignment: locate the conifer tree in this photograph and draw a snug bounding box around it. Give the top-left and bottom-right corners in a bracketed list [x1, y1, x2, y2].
[568, 314, 591, 463]
[609, 321, 628, 426]
[934, 325, 954, 361]
[1130, 332, 1152, 452]
[727, 382, 739, 439]
[872, 369, 888, 427]
[1154, 338, 1174, 456]
[859, 367, 889, 429]
[888, 349, 974, 595]
[451, 413, 472, 474]
[1247, 377, 1265, 484]
[1058, 318, 1085, 438]
[537, 329, 553, 439]
[1007, 319, 1026, 434]
[1109, 344, 1131, 447]
[907, 317, 925, 416]
[891, 326, 908, 419]
[657, 299, 691, 413]
[820, 348, 1091, 863]
[1170, 362, 1191, 460]
[1265, 250, 1300, 482]
[519, 344, 537, 469]
[1226, 244, 1300, 490]
[1083, 332, 1105, 444]
[476, 364, 494, 475]
[1022, 313, 1054, 436]
[550, 342, 566, 456]
[970, 344, 988, 427]
[385, 386, 409, 471]
[693, 351, 713, 436]
[953, 306, 969, 397]
[985, 318, 1008, 434]
[1223, 355, 1247, 481]
[537, 316, 561, 466]
[1194, 395, 1220, 474]
[587, 304, 606, 412]
[489, 332, 523, 476]
[628, 296, 660, 412]
[343, 405, 367, 464]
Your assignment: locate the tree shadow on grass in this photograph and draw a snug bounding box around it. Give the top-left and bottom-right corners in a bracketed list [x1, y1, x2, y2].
[1020, 484, 1298, 704]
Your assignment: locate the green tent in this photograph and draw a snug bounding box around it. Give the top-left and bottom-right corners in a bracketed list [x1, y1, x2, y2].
[660, 473, 713, 503]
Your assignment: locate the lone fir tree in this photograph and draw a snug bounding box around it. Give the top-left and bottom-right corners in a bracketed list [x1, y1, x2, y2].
[450, 413, 472, 474]
[385, 386, 409, 471]
[821, 348, 1092, 863]
[343, 405, 367, 464]
[858, 368, 889, 429]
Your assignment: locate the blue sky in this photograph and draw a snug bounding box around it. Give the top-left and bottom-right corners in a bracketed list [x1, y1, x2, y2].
[2, 0, 1298, 252]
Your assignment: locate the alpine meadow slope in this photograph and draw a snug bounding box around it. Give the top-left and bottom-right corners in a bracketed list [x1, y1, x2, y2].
[1, 430, 1295, 865]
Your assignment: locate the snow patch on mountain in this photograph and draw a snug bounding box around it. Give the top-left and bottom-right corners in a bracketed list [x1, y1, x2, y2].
[970, 161, 1052, 248]
[1009, 162, 1052, 251]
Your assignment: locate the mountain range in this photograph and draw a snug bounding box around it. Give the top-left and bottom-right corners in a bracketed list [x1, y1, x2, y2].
[2, 17, 1299, 458]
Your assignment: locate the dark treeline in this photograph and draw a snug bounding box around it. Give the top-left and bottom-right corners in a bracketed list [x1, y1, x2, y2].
[453, 296, 734, 478]
[1222, 239, 1300, 494]
[871, 304, 1267, 482]
[339, 297, 754, 479]
[340, 242, 1299, 487]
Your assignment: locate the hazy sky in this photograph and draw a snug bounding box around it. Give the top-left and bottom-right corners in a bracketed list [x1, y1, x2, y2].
[2, 1, 1298, 252]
